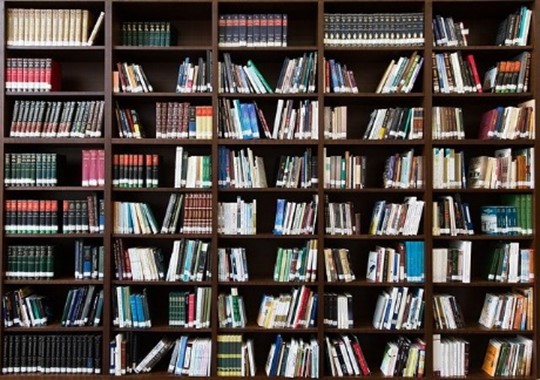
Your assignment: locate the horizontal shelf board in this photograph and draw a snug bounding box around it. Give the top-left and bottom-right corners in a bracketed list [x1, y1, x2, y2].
[113, 187, 212, 193]
[324, 280, 425, 287]
[221, 45, 318, 51]
[112, 280, 212, 286]
[5, 186, 104, 192]
[5, 233, 104, 239]
[218, 92, 318, 99]
[432, 139, 535, 146]
[112, 233, 212, 239]
[434, 327, 534, 335]
[217, 139, 318, 145]
[433, 235, 533, 240]
[4, 278, 103, 285]
[112, 138, 212, 145]
[3, 137, 105, 145]
[324, 187, 424, 193]
[112, 326, 212, 333]
[218, 187, 317, 193]
[5, 91, 105, 97]
[324, 234, 425, 240]
[325, 326, 424, 334]
[218, 280, 318, 287]
[433, 188, 534, 194]
[432, 45, 533, 52]
[325, 92, 424, 99]
[114, 45, 212, 51]
[113, 92, 212, 98]
[323, 139, 425, 145]
[432, 92, 533, 100]
[433, 280, 535, 287]
[4, 324, 102, 333]
[218, 233, 316, 239]
[324, 46, 422, 52]
[218, 326, 319, 333]
[7, 45, 105, 51]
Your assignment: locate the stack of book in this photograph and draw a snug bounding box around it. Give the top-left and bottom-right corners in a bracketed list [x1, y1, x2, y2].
[81, 150, 105, 187]
[62, 196, 103, 234]
[5, 199, 58, 234]
[217, 335, 255, 376]
[4, 152, 59, 187]
[112, 154, 159, 188]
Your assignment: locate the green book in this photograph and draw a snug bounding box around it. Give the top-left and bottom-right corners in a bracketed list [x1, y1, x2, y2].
[247, 60, 274, 93]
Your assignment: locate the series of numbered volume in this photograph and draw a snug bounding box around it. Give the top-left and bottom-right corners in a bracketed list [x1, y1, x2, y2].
[495, 6, 532, 46]
[3, 287, 49, 327]
[324, 293, 353, 328]
[176, 52, 213, 93]
[366, 242, 426, 283]
[323, 149, 365, 189]
[112, 286, 152, 328]
[479, 102, 536, 140]
[156, 102, 213, 139]
[9, 100, 105, 138]
[218, 14, 288, 47]
[478, 288, 533, 330]
[62, 196, 104, 234]
[166, 239, 211, 282]
[218, 147, 268, 188]
[363, 107, 424, 140]
[6, 245, 54, 279]
[217, 335, 255, 376]
[6, 58, 61, 92]
[4, 153, 59, 187]
[373, 287, 425, 330]
[433, 15, 469, 47]
[162, 193, 213, 234]
[432, 107, 465, 139]
[74, 241, 104, 280]
[325, 335, 370, 376]
[5, 199, 58, 234]
[168, 336, 212, 376]
[482, 336, 532, 377]
[375, 51, 424, 94]
[432, 195, 474, 236]
[323, 58, 358, 93]
[61, 286, 104, 327]
[113, 154, 159, 188]
[432, 241, 472, 283]
[218, 247, 248, 282]
[121, 22, 176, 47]
[265, 335, 319, 378]
[168, 287, 212, 328]
[218, 197, 257, 235]
[324, 13, 424, 47]
[324, 105, 347, 139]
[219, 54, 273, 94]
[6, 8, 104, 46]
[277, 150, 317, 188]
[369, 197, 425, 236]
[273, 195, 319, 235]
[483, 53, 531, 93]
[433, 335, 469, 377]
[379, 337, 426, 377]
[274, 241, 318, 283]
[383, 150, 424, 189]
[432, 52, 482, 93]
[325, 201, 360, 236]
[486, 242, 534, 283]
[112, 242, 165, 282]
[173, 147, 211, 189]
[480, 195, 533, 235]
[257, 285, 317, 329]
[217, 287, 246, 328]
[432, 294, 466, 329]
[113, 62, 153, 93]
[2, 334, 102, 374]
[81, 150, 105, 187]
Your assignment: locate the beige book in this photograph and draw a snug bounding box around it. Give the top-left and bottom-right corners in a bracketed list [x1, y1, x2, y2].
[62, 8, 70, 45]
[51, 9, 60, 45]
[6, 8, 14, 46]
[74, 9, 83, 45]
[27, 9, 35, 45]
[57, 9, 65, 46]
[33, 8, 41, 46]
[45, 9, 53, 45]
[69, 9, 77, 45]
[81, 10, 90, 42]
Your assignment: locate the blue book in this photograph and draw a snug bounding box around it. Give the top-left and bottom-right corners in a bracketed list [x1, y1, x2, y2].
[309, 293, 318, 327]
[269, 334, 283, 376]
[273, 199, 286, 235]
[174, 336, 188, 375]
[247, 103, 260, 138]
[130, 294, 139, 327]
[181, 240, 195, 281]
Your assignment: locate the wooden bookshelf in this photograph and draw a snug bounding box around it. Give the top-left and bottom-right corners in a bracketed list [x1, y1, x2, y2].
[0, 0, 538, 378]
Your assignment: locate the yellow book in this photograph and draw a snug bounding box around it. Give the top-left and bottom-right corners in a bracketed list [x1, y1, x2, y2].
[481, 339, 502, 376]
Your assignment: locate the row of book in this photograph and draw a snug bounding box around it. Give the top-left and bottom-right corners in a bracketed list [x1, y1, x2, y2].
[366, 241, 426, 283]
[432, 52, 482, 94]
[323, 59, 358, 93]
[217, 288, 246, 328]
[219, 54, 272, 94]
[383, 150, 424, 189]
[114, 104, 145, 138]
[432, 195, 474, 236]
[74, 241, 104, 280]
[9, 100, 104, 138]
[484, 53, 531, 94]
[218, 197, 257, 235]
[6, 8, 104, 46]
[6, 58, 61, 92]
[62, 197, 104, 234]
[277, 151, 318, 189]
[5, 245, 54, 280]
[217, 335, 255, 376]
[324, 201, 360, 236]
[273, 196, 319, 236]
[482, 336, 533, 377]
[324, 293, 353, 328]
[4, 153, 59, 187]
[5, 199, 58, 234]
[218, 14, 288, 47]
[369, 197, 425, 236]
[166, 239, 211, 282]
[112, 287, 152, 329]
[173, 148, 211, 188]
[432, 15, 468, 47]
[113, 62, 153, 93]
[469, 149, 533, 189]
[325, 335, 370, 376]
[218, 99, 268, 139]
[175, 53, 213, 93]
[257, 286, 317, 329]
[373, 287, 425, 330]
[495, 6, 532, 47]
[266, 335, 318, 377]
[323, 105, 347, 140]
[217, 247, 248, 282]
[481, 198, 532, 236]
[2, 334, 102, 374]
[432, 294, 465, 329]
[432, 148, 465, 190]
[3, 287, 49, 327]
[81, 150, 105, 187]
[61, 286, 103, 327]
[433, 335, 468, 377]
[375, 51, 423, 94]
[218, 146, 268, 188]
[324, 12, 424, 47]
[274, 241, 318, 283]
[486, 243, 534, 283]
[120, 21, 176, 47]
[168, 288, 212, 329]
[363, 107, 424, 140]
[380, 336, 426, 377]
[112, 154, 159, 188]
[478, 288, 533, 330]
[155, 102, 213, 140]
[478, 102, 535, 140]
[323, 150, 365, 189]
[276, 52, 318, 94]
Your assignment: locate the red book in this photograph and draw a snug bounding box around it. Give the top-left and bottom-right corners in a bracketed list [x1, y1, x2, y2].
[351, 339, 371, 376]
[187, 292, 196, 327]
[121, 242, 132, 280]
[478, 108, 498, 139]
[292, 286, 311, 328]
[82, 150, 90, 187]
[98, 149, 105, 186]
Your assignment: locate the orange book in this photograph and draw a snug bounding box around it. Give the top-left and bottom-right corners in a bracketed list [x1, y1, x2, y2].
[482, 339, 502, 376]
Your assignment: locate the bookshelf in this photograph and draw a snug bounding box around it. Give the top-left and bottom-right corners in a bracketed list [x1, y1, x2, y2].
[0, 0, 538, 378]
